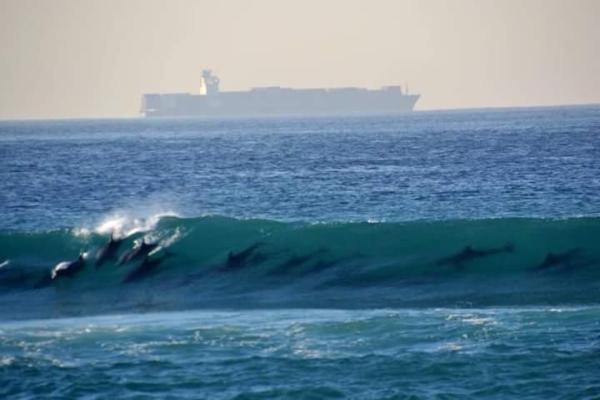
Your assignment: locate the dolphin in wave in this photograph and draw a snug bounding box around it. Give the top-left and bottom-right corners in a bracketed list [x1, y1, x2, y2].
[118, 239, 158, 265]
[268, 248, 330, 275]
[220, 243, 265, 271]
[95, 233, 123, 267]
[123, 253, 172, 283]
[52, 253, 86, 280]
[535, 248, 584, 271]
[437, 243, 514, 266]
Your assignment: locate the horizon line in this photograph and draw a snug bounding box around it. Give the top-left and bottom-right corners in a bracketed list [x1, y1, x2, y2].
[0, 102, 598, 123]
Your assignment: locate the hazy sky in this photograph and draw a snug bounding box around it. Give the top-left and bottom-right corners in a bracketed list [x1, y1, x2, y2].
[1, 0, 599, 119]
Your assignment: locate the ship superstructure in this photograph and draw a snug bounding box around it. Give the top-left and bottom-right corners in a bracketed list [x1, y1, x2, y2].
[142, 70, 419, 117]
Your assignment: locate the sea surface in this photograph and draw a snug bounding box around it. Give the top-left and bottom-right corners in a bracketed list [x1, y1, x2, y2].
[1, 106, 600, 398]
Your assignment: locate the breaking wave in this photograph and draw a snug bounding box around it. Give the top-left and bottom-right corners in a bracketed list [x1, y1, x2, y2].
[1, 215, 600, 320]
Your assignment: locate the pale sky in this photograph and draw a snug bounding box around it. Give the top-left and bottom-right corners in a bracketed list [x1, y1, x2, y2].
[0, 0, 599, 119]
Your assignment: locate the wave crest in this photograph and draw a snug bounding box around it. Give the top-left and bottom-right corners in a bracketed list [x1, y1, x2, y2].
[1, 215, 600, 319]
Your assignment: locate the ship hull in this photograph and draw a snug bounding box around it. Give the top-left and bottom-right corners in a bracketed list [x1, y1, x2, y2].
[142, 89, 419, 117]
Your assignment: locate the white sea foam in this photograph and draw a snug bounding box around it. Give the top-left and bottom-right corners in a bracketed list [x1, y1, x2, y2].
[74, 209, 180, 239]
[139, 226, 185, 256]
[0, 356, 15, 366]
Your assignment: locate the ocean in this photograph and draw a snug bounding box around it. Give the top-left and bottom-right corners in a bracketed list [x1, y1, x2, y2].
[1, 106, 600, 398]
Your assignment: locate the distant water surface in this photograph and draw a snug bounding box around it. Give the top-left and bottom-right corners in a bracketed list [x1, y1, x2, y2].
[1, 106, 599, 230]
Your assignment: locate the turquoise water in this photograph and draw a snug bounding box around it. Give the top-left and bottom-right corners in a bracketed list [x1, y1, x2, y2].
[3, 308, 600, 399]
[2, 216, 600, 320]
[1, 106, 600, 398]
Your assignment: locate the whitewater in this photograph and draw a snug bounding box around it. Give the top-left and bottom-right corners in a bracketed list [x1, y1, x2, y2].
[1, 106, 600, 398]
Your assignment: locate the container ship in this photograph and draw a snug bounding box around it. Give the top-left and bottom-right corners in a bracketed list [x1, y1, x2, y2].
[141, 70, 419, 117]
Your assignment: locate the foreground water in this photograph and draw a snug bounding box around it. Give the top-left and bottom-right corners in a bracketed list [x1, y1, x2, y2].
[2, 308, 600, 399]
[1, 106, 600, 398]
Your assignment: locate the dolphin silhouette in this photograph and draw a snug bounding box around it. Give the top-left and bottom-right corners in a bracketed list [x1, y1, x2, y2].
[270, 248, 329, 275]
[220, 243, 264, 271]
[281, 254, 314, 268]
[0, 260, 31, 289]
[536, 248, 583, 270]
[123, 253, 171, 283]
[52, 253, 86, 280]
[266, 254, 314, 277]
[305, 253, 362, 275]
[437, 243, 514, 266]
[118, 239, 158, 265]
[95, 233, 123, 267]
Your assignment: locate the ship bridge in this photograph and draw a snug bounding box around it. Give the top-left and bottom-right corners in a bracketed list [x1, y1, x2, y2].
[200, 70, 220, 95]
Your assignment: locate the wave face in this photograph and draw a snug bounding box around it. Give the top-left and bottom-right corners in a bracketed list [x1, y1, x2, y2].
[1, 216, 600, 319]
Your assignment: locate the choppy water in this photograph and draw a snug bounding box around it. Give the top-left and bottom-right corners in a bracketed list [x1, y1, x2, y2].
[2, 106, 600, 230]
[1, 106, 600, 398]
[2, 308, 600, 399]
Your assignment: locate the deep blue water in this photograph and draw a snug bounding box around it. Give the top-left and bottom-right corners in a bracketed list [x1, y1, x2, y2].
[2, 106, 599, 230]
[1, 106, 600, 398]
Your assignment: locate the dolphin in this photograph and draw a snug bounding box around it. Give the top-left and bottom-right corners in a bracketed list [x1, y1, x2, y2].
[268, 248, 331, 276]
[221, 243, 264, 271]
[118, 239, 158, 265]
[437, 243, 514, 266]
[0, 260, 30, 289]
[305, 253, 363, 275]
[123, 253, 171, 283]
[281, 248, 328, 268]
[280, 254, 314, 269]
[33, 273, 54, 289]
[95, 233, 123, 267]
[51, 253, 86, 280]
[536, 248, 583, 270]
